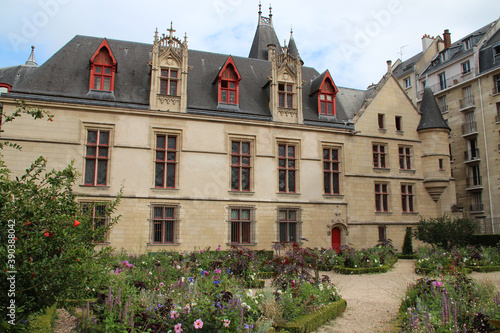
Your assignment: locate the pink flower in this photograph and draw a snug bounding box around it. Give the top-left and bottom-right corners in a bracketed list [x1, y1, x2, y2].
[170, 310, 179, 319]
[159, 282, 165, 288]
[215, 268, 222, 274]
[432, 281, 443, 288]
[183, 304, 191, 313]
[174, 323, 183, 333]
[223, 319, 230, 328]
[193, 319, 203, 329]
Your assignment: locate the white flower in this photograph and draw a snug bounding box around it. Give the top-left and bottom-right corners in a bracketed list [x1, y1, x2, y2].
[246, 289, 253, 297]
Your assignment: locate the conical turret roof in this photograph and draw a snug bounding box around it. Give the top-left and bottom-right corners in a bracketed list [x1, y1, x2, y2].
[248, 4, 282, 60]
[417, 88, 450, 131]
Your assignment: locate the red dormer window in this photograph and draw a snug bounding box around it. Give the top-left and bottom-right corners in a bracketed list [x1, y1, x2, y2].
[89, 39, 116, 91]
[217, 56, 241, 105]
[319, 78, 337, 115]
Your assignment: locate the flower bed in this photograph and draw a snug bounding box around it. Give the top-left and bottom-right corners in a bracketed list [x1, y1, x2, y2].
[415, 245, 500, 275]
[398, 274, 500, 332]
[73, 245, 344, 332]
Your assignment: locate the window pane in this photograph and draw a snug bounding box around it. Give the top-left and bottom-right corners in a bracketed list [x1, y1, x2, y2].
[88, 131, 97, 144]
[170, 81, 177, 95]
[97, 161, 107, 185]
[278, 210, 286, 220]
[323, 149, 329, 160]
[279, 94, 285, 107]
[242, 142, 250, 154]
[160, 80, 167, 94]
[156, 151, 165, 161]
[232, 141, 240, 154]
[95, 67, 102, 74]
[288, 146, 295, 157]
[99, 131, 109, 145]
[94, 76, 101, 90]
[241, 168, 250, 190]
[321, 102, 326, 114]
[161, 69, 169, 77]
[168, 136, 176, 149]
[86, 146, 96, 157]
[231, 209, 239, 220]
[242, 222, 250, 243]
[165, 221, 174, 243]
[286, 85, 292, 92]
[289, 210, 296, 221]
[85, 159, 95, 184]
[278, 84, 285, 91]
[278, 145, 285, 157]
[241, 209, 250, 220]
[279, 222, 287, 242]
[288, 170, 295, 192]
[157, 135, 165, 149]
[288, 160, 295, 168]
[287, 94, 292, 108]
[155, 163, 164, 187]
[232, 156, 239, 165]
[327, 103, 333, 114]
[167, 152, 176, 161]
[324, 172, 331, 194]
[242, 157, 250, 166]
[289, 223, 296, 242]
[170, 70, 178, 78]
[154, 207, 163, 218]
[98, 147, 108, 158]
[229, 91, 235, 103]
[104, 67, 111, 75]
[333, 173, 340, 194]
[103, 77, 111, 91]
[221, 90, 227, 102]
[231, 221, 239, 242]
[279, 170, 286, 192]
[166, 164, 175, 188]
[278, 159, 285, 168]
[154, 221, 162, 242]
[231, 167, 239, 190]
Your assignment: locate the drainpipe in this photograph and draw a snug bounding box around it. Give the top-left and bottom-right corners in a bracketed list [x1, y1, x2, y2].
[478, 77, 494, 233]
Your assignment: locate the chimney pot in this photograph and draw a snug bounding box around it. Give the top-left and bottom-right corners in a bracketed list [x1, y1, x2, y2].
[386, 60, 392, 74]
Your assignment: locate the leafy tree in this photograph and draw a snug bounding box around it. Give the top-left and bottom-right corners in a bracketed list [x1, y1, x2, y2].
[414, 213, 479, 251]
[0, 102, 121, 328]
[402, 227, 413, 255]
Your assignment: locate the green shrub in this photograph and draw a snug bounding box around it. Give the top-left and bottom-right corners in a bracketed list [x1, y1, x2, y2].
[470, 234, 500, 247]
[402, 228, 413, 255]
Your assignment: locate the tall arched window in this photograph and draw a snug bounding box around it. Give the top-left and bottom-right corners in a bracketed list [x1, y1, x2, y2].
[89, 39, 116, 91]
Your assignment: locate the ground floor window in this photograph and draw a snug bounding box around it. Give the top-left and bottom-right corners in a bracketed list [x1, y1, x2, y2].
[277, 208, 302, 243]
[151, 205, 179, 244]
[81, 202, 110, 243]
[229, 207, 255, 244]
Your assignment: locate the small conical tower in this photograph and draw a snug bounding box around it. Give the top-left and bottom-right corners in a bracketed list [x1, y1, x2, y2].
[287, 28, 299, 60]
[25, 46, 38, 66]
[418, 88, 452, 202]
[248, 3, 282, 60]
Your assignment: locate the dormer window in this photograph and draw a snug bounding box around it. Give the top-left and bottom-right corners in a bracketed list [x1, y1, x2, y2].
[463, 38, 471, 50]
[440, 51, 448, 62]
[160, 68, 178, 96]
[493, 44, 500, 63]
[319, 79, 336, 115]
[89, 39, 116, 91]
[220, 65, 238, 104]
[217, 56, 241, 105]
[278, 83, 294, 108]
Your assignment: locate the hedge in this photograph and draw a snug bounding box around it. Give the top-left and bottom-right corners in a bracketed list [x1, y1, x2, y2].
[470, 235, 500, 247]
[274, 299, 347, 333]
[397, 254, 416, 259]
[466, 265, 500, 272]
[415, 267, 472, 275]
[332, 258, 398, 275]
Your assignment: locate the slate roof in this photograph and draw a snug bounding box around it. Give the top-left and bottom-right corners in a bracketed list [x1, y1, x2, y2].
[2, 33, 370, 128]
[392, 51, 422, 79]
[248, 16, 282, 61]
[417, 88, 450, 131]
[421, 22, 494, 77]
[0, 65, 38, 89]
[479, 27, 500, 74]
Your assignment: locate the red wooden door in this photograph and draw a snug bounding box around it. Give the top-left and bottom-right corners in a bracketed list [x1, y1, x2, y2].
[331, 228, 341, 252]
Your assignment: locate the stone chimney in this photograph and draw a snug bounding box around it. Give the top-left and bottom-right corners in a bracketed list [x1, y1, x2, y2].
[443, 29, 451, 49]
[386, 60, 392, 75]
[421, 34, 433, 51]
[267, 43, 276, 61]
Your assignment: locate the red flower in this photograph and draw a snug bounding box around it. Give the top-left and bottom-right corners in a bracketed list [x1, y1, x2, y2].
[25, 221, 32, 225]
[49, 118, 53, 122]
[73, 220, 81, 227]
[44, 231, 50, 237]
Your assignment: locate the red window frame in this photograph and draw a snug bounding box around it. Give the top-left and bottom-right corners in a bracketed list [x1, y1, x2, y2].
[82, 202, 110, 242]
[219, 64, 239, 104]
[399, 146, 412, 170]
[401, 184, 414, 213]
[373, 144, 386, 168]
[375, 183, 389, 212]
[319, 79, 336, 115]
[278, 208, 298, 242]
[231, 140, 251, 191]
[155, 134, 177, 188]
[89, 40, 116, 91]
[230, 208, 252, 244]
[84, 129, 110, 186]
[160, 68, 179, 96]
[323, 148, 340, 194]
[152, 206, 176, 244]
[278, 144, 297, 193]
[278, 83, 294, 108]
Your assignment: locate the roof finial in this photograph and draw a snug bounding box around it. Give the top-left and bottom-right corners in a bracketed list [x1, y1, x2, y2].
[25, 45, 37, 66]
[167, 21, 176, 39]
[269, 3, 272, 17]
[290, 25, 293, 35]
[154, 27, 159, 42]
[258, 1, 262, 14]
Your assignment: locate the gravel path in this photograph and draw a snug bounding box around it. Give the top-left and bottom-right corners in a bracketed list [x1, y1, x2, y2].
[313, 260, 419, 333]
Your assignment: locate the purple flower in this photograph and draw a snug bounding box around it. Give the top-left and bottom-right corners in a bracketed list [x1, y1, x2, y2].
[432, 281, 443, 288]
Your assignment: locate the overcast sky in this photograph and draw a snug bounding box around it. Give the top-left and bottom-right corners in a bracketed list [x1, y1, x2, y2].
[1, 0, 498, 90]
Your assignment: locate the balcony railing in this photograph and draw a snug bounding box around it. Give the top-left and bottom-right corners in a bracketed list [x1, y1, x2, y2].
[470, 203, 484, 213]
[466, 176, 482, 188]
[417, 70, 476, 98]
[459, 95, 475, 109]
[464, 149, 480, 162]
[462, 121, 478, 136]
